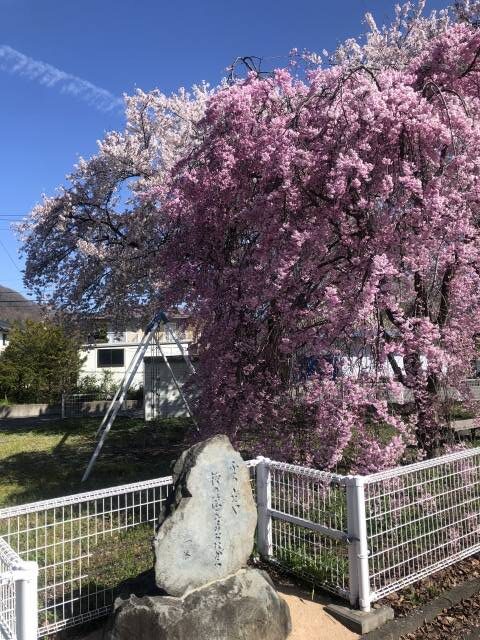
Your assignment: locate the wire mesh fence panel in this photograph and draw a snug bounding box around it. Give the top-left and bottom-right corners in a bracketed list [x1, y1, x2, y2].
[6, 449, 480, 632]
[10, 449, 480, 633]
[62, 393, 120, 419]
[267, 461, 350, 597]
[364, 447, 480, 602]
[0, 460, 259, 637]
[0, 537, 20, 640]
[0, 477, 173, 637]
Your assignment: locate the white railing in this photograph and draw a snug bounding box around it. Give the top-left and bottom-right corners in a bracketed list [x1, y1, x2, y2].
[255, 458, 352, 601]
[1, 449, 480, 636]
[257, 449, 480, 611]
[0, 477, 173, 636]
[363, 447, 480, 602]
[0, 537, 38, 640]
[466, 378, 480, 387]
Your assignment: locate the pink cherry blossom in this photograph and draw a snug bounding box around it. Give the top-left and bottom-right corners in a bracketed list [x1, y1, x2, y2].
[21, 3, 480, 471]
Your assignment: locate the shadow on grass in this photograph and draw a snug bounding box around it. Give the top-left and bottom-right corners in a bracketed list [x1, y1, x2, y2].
[0, 415, 146, 436]
[0, 417, 193, 506]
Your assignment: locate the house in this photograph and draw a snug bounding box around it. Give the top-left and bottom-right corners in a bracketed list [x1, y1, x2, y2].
[79, 315, 196, 419]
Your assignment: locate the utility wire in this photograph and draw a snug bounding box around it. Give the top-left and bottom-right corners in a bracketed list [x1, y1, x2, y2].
[0, 238, 22, 274]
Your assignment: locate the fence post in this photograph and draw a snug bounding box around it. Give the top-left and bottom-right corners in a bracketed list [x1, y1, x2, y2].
[346, 477, 359, 607]
[15, 560, 38, 640]
[256, 456, 273, 559]
[346, 476, 370, 612]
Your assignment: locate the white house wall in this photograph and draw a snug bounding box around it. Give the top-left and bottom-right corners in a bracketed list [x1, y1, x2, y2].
[144, 358, 197, 420]
[80, 340, 190, 389]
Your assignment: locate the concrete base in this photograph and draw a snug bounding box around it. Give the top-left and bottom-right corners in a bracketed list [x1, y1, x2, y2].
[326, 603, 394, 635]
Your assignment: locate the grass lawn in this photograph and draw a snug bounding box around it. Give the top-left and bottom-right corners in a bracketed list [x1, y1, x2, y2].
[0, 415, 193, 507]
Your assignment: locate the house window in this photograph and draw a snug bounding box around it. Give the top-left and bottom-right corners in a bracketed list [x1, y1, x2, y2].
[97, 348, 125, 368]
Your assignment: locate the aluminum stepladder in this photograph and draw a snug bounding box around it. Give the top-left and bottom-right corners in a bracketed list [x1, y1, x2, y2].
[82, 311, 197, 482]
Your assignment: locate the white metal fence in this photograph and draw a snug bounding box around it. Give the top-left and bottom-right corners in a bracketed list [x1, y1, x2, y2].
[1, 449, 480, 637]
[255, 459, 352, 600]
[61, 394, 141, 419]
[364, 447, 480, 602]
[61, 393, 117, 419]
[0, 477, 172, 637]
[0, 537, 37, 640]
[256, 449, 480, 611]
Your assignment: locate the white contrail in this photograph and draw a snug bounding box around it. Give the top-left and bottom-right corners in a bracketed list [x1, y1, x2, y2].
[0, 44, 123, 113]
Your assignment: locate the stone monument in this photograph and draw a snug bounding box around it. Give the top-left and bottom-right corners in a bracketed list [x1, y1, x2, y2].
[154, 434, 258, 595]
[107, 435, 291, 640]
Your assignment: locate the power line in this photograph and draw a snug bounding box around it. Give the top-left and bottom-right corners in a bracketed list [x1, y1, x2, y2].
[0, 298, 41, 302]
[0, 238, 22, 274]
[0, 305, 39, 308]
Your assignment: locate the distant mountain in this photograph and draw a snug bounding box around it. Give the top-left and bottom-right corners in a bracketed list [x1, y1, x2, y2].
[0, 285, 42, 323]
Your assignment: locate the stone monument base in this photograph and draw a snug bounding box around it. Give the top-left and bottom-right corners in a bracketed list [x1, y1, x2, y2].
[106, 568, 292, 640]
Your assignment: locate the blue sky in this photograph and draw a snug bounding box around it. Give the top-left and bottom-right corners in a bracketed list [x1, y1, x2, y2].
[0, 0, 449, 298]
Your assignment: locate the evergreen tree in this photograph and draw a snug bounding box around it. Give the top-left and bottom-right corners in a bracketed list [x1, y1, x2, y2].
[0, 321, 84, 403]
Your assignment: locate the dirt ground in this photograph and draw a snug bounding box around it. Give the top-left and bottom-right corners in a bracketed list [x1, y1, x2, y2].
[276, 584, 359, 640]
